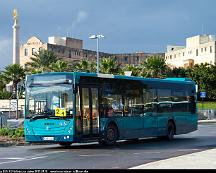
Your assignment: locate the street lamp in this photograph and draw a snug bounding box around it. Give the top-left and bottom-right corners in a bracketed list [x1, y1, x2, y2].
[89, 34, 105, 74]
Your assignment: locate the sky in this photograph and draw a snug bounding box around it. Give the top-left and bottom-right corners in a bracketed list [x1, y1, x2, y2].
[1, 0, 216, 70]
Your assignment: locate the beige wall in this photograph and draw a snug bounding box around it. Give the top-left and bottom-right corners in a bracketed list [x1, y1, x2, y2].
[165, 35, 216, 68]
[20, 36, 47, 67]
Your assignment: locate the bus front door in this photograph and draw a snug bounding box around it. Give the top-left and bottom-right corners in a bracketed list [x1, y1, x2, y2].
[81, 87, 100, 137]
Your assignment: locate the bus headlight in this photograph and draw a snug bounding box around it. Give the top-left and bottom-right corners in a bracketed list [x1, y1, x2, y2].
[68, 127, 73, 134]
[26, 128, 31, 134]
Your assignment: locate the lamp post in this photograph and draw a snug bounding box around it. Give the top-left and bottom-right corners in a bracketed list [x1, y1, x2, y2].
[89, 34, 105, 74]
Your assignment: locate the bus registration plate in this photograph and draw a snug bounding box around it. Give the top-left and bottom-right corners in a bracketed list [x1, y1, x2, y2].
[43, 137, 54, 141]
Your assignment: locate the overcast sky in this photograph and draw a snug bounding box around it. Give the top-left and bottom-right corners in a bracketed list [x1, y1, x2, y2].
[1, 0, 216, 70]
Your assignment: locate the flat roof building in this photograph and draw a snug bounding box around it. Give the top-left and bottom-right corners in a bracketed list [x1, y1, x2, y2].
[165, 35, 216, 68]
[20, 36, 164, 68]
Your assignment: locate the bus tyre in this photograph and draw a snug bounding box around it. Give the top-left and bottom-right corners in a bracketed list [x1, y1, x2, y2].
[166, 121, 175, 140]
[59, 142, 72, 147]
[100, 124, 118, 146]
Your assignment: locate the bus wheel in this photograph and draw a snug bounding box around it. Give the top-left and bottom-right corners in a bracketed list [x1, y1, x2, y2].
[59, 142, 72, 147]
[100, 124, 118, 146]
[166, 121, 175, 140]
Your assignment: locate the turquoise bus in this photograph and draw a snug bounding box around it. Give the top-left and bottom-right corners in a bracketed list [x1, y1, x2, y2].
[24, 72, 198, 146]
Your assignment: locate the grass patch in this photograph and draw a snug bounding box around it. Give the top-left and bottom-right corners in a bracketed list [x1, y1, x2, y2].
[197, 102, 216, 109]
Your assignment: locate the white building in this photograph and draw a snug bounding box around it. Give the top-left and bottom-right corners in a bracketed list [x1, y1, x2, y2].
[165, 35, 216, 68]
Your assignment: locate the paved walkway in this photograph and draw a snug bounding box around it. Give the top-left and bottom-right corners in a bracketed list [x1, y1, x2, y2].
[130, 148, 216, 169]
[129, 119, 216, 169]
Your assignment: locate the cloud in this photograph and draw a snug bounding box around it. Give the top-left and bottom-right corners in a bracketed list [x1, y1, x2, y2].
[66, 10, 88, 33]
[0, 37, 12, 70]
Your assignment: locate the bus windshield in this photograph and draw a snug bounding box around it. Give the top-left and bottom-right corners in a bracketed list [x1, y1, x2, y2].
[26, 84, 73, 119]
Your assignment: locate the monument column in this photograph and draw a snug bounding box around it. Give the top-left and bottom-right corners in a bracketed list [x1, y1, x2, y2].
[12, 9, 20, 64]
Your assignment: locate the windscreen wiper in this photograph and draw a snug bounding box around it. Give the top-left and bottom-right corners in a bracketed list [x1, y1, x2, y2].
[30, 115, 50, 121]
[29, 114, 71, 121]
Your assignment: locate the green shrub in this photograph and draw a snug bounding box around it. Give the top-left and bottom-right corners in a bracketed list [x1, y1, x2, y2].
[0, 127, 24, 138]
[15, 128, 24, 137]
[0, 128, 13, 136]
[0, 91, 12, 99]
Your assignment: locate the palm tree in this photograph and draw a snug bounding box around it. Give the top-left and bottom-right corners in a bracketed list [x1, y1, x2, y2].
[171, 67, 189, 78]
[1, 64, 26, 94]
[50, 60, 69, 72]
[26, 49, 58, 72]
[0, 74, 5, 91]
[122, 65, 141, 76]
[100, 57, 122, 74]
[73, 60, 96, 73]
[141, 56, 167, 78]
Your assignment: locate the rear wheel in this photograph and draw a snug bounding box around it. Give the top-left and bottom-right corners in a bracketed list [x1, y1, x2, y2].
[99, 124, 118, 146]
[166, 121, 175, 140]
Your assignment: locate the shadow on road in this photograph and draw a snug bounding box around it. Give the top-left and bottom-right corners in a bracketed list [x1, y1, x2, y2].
[28, 136, 213, 151]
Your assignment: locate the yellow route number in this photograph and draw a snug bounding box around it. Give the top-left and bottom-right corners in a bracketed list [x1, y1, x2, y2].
[55, 108, 66, 117]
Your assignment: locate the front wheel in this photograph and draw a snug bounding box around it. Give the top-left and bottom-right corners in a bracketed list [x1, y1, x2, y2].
[99, 124, 118, 146]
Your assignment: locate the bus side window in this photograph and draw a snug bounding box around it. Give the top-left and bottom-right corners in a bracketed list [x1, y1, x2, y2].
[100, 95, 123, 117]
[157, 88, 172, 113]
[188, 96, 196, 114]
[123, 89, 143, 117]
[158, 103, 172, 113]
[143, 89, 157, 113]
[173, 90, 188, 112]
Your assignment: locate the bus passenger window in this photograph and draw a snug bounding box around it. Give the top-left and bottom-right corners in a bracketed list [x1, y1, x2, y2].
[143, 89, 157, 113]
[158, 89, 172, 102]
[100, 95, 123, 117]
[123, 89, 143, 117]
[173, 90, 188, 112]
[158, 103, 172, 113]
[188, 96, 196, 114]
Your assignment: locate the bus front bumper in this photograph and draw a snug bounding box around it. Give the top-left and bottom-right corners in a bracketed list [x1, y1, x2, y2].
[25, 135, 73, 143]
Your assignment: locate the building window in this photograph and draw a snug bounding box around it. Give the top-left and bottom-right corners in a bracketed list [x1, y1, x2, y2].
[196, 49, 198, 56]
[183, 52, 185, 56]
[201, 48, 203, 53]
[210, 46, 212, 53]
[205, 47, 207, 52]
[39, 47, 43, 52]
[124, 57, 128, 62]
[24, 49, 28, 56]
[32, 48, 36, 55]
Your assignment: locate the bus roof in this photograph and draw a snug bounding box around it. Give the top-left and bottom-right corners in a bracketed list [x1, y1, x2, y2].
[27, 72, 195, 85]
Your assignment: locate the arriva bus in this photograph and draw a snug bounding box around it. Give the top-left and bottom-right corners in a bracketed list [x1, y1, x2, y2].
[24, 72, 198, 146]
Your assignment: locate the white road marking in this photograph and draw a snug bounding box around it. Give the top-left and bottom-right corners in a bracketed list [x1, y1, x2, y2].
[0, 158, 23, 160]
[79, 154, 111, 157]
[133, 151, 161, 155]
[0, 156, 48, 165]
[177, 149, 200, 152]
[0, 150, 66, 165]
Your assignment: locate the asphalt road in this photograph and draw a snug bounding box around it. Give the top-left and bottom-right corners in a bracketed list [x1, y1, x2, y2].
[0, 124, 216, 169]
